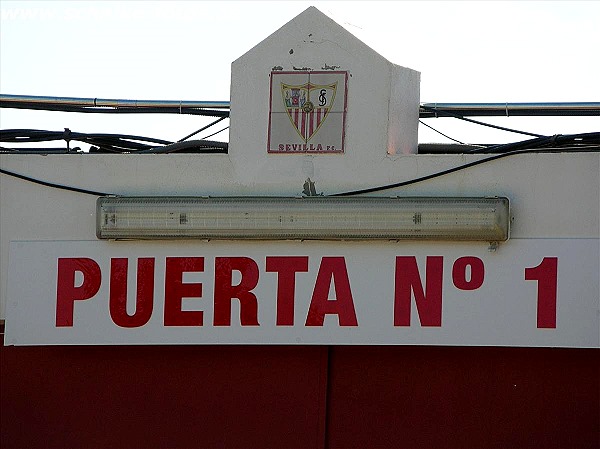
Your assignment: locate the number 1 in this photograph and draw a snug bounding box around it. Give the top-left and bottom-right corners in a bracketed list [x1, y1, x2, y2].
[525, 258, 558, 328]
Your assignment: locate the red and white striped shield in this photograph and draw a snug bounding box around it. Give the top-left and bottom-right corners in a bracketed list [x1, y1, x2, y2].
[281, 81, 337, 142]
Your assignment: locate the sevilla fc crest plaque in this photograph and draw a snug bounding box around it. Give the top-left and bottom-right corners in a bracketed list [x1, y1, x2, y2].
[267, 71, 348, 154]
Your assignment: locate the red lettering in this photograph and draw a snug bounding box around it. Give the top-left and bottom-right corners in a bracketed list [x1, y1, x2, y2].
[525, 257, 558, 328]
[394, 256, 443, 327]
[452, 256, 484, 290]
[56, 258, 101, 327]
[164, 257, 204, 326]
[266, 256, 309, 325]
[109, 258, 154, 328]
[306, 257, 358, 326]
[214, 257, 260, 326]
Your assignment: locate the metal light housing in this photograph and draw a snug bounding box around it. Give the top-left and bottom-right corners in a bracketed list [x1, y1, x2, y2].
[96, 196, 510, 241]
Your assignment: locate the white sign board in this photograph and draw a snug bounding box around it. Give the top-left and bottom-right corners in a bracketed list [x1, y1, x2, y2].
[267, 71, 348, 153]
[5, 239, 599, 347]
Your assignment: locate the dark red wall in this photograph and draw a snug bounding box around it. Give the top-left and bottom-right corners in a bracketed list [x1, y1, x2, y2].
[2, 334, 598, 449]
[326, 346, 599, 449]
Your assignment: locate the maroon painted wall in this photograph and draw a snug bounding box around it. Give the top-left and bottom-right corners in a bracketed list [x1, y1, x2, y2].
[326, 346, 599, 449]
[1, 339, 328, 449]
[2, 334, 598, 448]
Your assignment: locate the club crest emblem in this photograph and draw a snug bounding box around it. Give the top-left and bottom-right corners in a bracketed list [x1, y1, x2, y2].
[268, 71, 348, 154]
[281, 81, 337, 142]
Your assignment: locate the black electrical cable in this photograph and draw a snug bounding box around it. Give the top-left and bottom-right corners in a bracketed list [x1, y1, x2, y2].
[1, 129, 171, 146]
[467, 135, 546, 154]
[1, 147, 71, 154]
[1, 129, 230, 154]
[0, 168, 111, 196]
[2, 130, 160, 153]
[139, 140, 228, 154]
[330, 146, 600, 196]
[79, 133, 171, 145]
[178, 117, 227, 142]
[418, 120, 465, 144]
[200, 126, 229, 140]
[467, 132, 600, 154]
[3, 143, 598, 198]
[420, 105, 545, 138]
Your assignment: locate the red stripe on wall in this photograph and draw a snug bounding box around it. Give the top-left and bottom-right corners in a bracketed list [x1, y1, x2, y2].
[301, 112, 307, 140]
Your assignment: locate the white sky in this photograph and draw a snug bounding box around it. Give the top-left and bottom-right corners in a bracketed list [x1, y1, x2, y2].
[1, 1, 599, 147]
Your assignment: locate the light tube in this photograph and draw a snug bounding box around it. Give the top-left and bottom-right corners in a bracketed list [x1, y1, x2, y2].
[96, 196, 510, 241]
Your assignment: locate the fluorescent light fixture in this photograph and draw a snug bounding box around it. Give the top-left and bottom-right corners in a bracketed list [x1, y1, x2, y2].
[96, 196, 509, 241]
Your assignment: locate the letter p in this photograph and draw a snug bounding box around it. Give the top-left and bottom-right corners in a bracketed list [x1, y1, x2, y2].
[56, 258, 101, 326]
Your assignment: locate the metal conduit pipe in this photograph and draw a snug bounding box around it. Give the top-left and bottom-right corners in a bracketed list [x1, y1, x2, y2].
[0, 94, 230, 109]
[420, 102, 600, 117]
[423, 102, 600, 110]
[1, 95, 599, 117]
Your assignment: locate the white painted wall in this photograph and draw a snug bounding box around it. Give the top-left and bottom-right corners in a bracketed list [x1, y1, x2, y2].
[0, 7, 597, 346]
[228, 6, 420, 186]
[1, 152, 599, 321]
